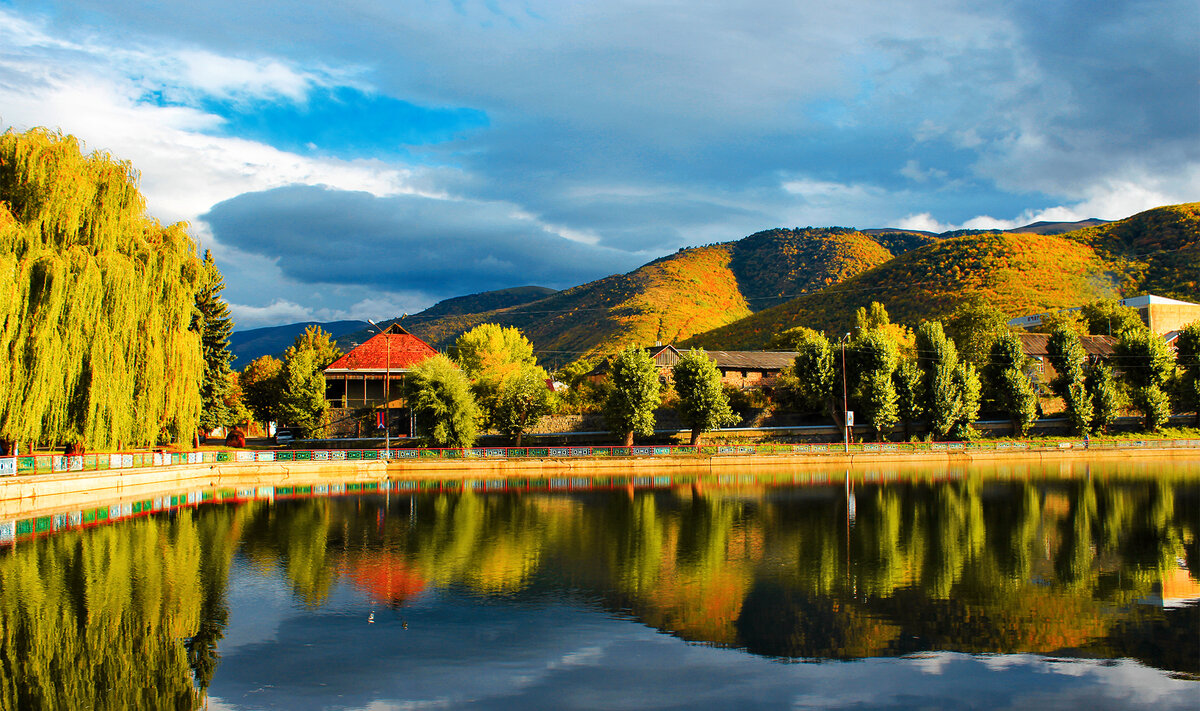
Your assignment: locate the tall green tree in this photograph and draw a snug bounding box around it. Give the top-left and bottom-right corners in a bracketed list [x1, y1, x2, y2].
[277, 350, 327, 437]
[945, 298, 1011, 368]
[1046, 326, 1094, 434]
[984, 331, 1038, 437]
[789, 327, 841, 426]
[915, 321, 980, 440]
[1085, 363, 1119, 434]
[1080, 299, 1144, 338]
[407, 354, 479, 448]
[452, 323, 539, 426]
[604, 345, 661, 447]
[194, 250, 234, 434]
[849, 329, 899, 441]
[493, 366, 553, 446]
[241, 355, 284, 434]
[1174, 321, 1200, 424]
[284, 325, 343, 370]
[672, 348, 738, 446]
[0, 127, 203, 450]
[893, 357, 924, 441]
[1115, 327, 1173, 431]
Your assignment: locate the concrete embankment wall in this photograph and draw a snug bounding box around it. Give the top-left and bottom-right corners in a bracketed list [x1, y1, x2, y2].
[4, 447, 1199, 521]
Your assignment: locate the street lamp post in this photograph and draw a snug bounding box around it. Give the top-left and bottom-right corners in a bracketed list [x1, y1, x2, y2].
[367, 319, 390, 459]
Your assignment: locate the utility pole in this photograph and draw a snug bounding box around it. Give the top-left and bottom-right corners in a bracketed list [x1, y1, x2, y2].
[841, 333, 851, 453]
[367, 319, 391, 459]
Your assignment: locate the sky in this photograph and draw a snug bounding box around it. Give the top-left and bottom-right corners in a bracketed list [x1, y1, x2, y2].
[1, 0, 1197, 329]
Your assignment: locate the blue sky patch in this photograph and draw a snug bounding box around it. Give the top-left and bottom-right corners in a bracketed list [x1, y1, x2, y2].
[196, 86, 489, 159]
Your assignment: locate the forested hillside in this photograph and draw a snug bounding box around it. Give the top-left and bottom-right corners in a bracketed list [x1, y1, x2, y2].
[391, 228, 935, 363]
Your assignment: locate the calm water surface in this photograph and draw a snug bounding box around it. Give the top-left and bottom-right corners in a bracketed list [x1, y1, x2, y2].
[2, 463, 1198, 710]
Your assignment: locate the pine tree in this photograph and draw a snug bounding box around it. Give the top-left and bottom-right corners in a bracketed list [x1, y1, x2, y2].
[194, 250, 234, 434]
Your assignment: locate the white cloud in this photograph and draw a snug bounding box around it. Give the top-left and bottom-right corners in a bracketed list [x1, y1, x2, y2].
[895, 212, 952, 232]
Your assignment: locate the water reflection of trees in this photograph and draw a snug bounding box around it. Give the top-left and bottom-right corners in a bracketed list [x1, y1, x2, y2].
[289, 478, 1197, 673]
[0, 504, 253, 710]
[0, 475, 1196, 710]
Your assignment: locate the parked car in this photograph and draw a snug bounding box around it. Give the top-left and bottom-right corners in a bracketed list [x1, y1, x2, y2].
[274, 428, 295, 445]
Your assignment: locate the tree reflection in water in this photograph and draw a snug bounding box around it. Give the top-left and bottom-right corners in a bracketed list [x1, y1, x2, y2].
[1, 471, 1197, 709]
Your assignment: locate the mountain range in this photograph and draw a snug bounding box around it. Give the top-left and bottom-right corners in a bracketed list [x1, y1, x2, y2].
[238, 204, 1199, 368]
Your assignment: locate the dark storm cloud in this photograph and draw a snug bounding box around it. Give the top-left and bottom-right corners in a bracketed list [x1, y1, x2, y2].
[202, 185, 646, 298]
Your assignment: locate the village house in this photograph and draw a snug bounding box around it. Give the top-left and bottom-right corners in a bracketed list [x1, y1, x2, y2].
[587, 344, 797, 389]
[1016, 332, 1116, 389]
[322, 324, 438, 437]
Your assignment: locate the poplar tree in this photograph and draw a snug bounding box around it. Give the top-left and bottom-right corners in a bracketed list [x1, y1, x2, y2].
[789, 328, 839, 425]
[604, 345, 661, 447]
[1046, 327, 1093, 434]
[0, 128, 204, 450]
[1175, 322, 1200, 424]
[893, 357, 924, 441]
[672, 348, 737, 446]
[1085, 363, 1119, 434]
[849, 329, 899, 441]
[984, 331, 1038, 437]
[915, 321, 980, 440]
[1115, 327, 1173, 431]
[195, 250, 234, 433]
[493, 366, 553, 446]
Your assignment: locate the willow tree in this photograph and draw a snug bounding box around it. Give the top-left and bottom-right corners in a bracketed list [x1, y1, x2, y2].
[0, 128, 204, 450]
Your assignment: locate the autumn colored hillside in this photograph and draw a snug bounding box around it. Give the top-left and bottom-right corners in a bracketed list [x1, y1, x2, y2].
[686, 203, 1199, 348]
[390, 228, 929, 363]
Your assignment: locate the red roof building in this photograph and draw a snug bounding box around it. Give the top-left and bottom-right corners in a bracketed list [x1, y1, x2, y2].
[323, 324, 437, 421]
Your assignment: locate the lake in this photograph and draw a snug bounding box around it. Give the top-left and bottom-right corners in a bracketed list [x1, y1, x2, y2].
[1, 460, 1197, 709]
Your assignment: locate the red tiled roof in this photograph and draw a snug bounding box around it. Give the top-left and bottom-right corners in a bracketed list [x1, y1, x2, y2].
[324, 324, 437, 372]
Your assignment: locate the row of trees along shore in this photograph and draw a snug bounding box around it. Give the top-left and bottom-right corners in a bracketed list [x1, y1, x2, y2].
[380, 299, 1199, 450]
[772, 299, 1200, 442]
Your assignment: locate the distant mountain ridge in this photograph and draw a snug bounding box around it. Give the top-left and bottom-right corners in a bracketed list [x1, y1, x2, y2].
[267, 208, 1194, 370]
[684, 204, 1197, 349]
[230, 320, 367, 365]
[380, 227, 939, 365]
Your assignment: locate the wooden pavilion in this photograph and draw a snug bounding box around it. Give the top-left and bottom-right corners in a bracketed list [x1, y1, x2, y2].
[322, 324, 438, 436]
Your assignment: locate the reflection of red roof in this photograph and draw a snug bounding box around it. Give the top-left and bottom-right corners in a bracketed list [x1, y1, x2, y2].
[324, 324, 437, 373]
[344, 556, 427, 606]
